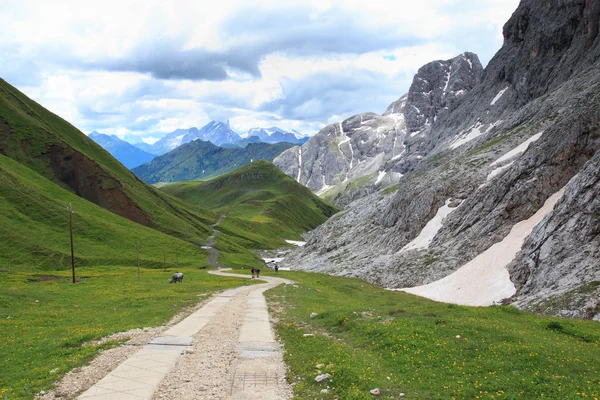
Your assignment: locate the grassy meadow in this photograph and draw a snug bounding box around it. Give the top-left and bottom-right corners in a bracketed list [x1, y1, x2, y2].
[0, 266, 252, 399]
[265, 271, 600, 400]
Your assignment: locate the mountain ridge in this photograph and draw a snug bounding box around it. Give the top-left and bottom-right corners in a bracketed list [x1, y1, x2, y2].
[132, 139, 295, 184]
[278, 0, 600, 319]
[274, 51, 483, 206]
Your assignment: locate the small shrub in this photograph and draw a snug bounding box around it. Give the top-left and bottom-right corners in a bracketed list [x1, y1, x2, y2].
[547, 321, 564, 331]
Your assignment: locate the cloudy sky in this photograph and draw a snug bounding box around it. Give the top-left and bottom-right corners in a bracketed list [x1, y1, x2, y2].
[0, 0, 519, 144]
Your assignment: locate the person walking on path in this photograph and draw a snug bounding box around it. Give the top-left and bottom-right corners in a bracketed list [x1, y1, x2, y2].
[274, 264, 279, 274]
[251, 267, 255, 278]
[256, 267, 261, 278]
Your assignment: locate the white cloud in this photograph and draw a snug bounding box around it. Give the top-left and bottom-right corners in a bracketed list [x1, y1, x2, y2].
[0, 0, 520, 140]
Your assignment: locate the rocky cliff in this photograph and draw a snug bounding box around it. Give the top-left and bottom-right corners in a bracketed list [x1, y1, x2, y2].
[274, 52, 483, 207]
[281, 0, 600, 319]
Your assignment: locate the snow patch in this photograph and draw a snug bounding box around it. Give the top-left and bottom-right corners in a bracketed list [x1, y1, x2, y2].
[400, 199, 459, 252]
[486, 161, 514, 181]
[316, 175, 333, 196]
[490, 132, 544, 167]
[285, 240, 306, 246]
[442, 66, 452, 95]
[395, 188, 565, 306]
[450, 121, 502, 149]
[296, 147, 303, 183]
[391, 148, 406, 161]
[490, 87, 509, 106]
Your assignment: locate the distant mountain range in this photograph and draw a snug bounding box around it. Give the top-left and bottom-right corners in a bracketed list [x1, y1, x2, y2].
[126, 121, 308, 155]
[88, 132, 156, 169]
[132, 139, 295, 184]
[239, 127, 309, 145]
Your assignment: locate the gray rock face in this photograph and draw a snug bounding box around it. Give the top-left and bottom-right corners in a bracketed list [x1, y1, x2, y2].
[274, 53, 483, 207]
[403, 52, 482, 135]
[507, 150, 600, 320]
[282, 0, 600, 318]
[274, 112, 405, 201]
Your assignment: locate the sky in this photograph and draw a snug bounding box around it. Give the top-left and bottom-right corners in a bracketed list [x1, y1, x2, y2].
[0, 0, 520, 144]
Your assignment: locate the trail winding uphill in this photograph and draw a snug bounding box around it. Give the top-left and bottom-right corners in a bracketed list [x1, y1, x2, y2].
[70, 217, 293, 400]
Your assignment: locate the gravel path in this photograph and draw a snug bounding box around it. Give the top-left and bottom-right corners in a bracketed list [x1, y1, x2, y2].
[151, 274, 293, 400]
[38, 215, 293, 400]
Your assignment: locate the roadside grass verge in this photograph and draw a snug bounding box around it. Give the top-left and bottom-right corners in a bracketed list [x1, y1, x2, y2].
[0, 266, 251, 399]
[266, 272, 600, 400]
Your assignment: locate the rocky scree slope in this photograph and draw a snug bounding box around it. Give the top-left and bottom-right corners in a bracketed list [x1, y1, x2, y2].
[273, 52, 483, 207]
[282, 0, 600, 319]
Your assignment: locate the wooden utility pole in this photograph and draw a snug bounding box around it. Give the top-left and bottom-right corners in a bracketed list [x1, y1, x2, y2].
[136, 242, 140, 280]
[68, 203, 75, 284]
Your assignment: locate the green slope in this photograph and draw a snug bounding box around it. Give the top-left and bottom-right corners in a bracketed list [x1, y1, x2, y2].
[267, 271, 600, 399]
[0, 78, 214, 244]
[132, 139, 295, 184]
[0, 153, 210, 271]
[161, 160, 339, 246]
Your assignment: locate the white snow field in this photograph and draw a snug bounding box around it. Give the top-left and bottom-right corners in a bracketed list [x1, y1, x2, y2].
[400, 199, 459, 252]
[396, 188, 565, 306]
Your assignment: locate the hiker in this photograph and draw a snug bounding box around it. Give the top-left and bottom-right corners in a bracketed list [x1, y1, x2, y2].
[274, 263, 279, 274]
[256, 267, 261, 278]
[251, 267, 255, 278]
[169, 272, 184, 283]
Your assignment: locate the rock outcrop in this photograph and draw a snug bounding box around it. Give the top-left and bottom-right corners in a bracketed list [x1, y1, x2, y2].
[281, 0, 600, 319]
[274, 52, 483, 207]
[508, 149, 600, 320]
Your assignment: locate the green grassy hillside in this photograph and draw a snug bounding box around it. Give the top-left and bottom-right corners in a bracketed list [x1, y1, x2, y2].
[0, 153, 210, 271]
[0, 152, 262, 398]
[161, 160, 338, 245]
[132, 139, 294, 184]
[0, 78, 214, 244]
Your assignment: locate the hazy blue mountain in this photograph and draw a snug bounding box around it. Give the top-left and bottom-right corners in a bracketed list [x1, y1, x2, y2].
[88, 131, 156, 169]
[132, 141, 159, 154]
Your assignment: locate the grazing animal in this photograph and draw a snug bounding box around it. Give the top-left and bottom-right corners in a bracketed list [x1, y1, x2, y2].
[169, 272, 184, 283]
